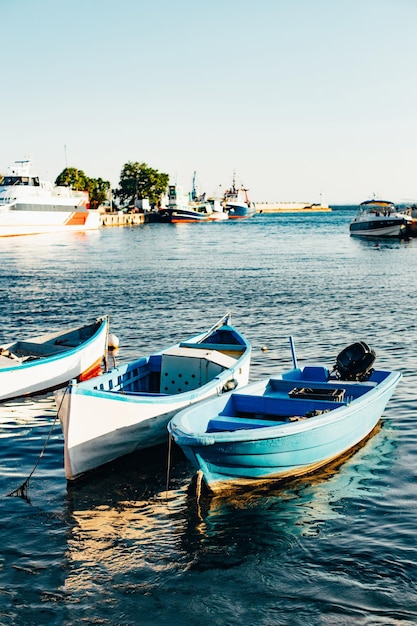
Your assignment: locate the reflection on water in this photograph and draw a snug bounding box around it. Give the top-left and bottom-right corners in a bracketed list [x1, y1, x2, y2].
[63, 422, 394, 594]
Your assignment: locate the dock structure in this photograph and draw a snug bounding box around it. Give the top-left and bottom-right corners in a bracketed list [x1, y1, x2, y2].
[99, 211, 159, 227]
[255, 202, 331, 213]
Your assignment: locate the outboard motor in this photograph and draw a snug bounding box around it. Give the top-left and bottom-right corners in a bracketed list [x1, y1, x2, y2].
[334, 342, 376, 381]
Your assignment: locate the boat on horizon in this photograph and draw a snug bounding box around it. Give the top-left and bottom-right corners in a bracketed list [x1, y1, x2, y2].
[223, 173, 256, 219]
[0, 159, 100, 237]
[0, 315, 109, 401]
[168, 340, 402, 493]
[349, 199, 412, 237]
[159, 174, 228, 223]
[55, 313, 251, 482]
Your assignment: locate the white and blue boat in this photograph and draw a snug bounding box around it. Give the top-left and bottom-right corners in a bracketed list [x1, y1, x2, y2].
[223, 173, 256, 219]
[56, 313, 251, 481]
[349, 199, 412, 237]
[168, 341, 402, 493]
[0, 315, 109, 401]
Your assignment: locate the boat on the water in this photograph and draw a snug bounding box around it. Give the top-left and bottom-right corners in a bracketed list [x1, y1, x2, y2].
[55, 313, 251, 481]
[159, 176, 228, 223]
[0, 315, 109, 401]
[168, 340, 402, 493]
[223, 173, 256, 219]
[0, 159, 100, 237]
[349, 199, 412, 237]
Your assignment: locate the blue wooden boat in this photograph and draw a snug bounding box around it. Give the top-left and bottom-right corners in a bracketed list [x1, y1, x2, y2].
[56, 313, 251, 481]
[168, 341, 402, 493]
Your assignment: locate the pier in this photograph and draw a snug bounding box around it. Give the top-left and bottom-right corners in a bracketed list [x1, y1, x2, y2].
[99, 211, 159, 227]
[255, 202, 331, 213]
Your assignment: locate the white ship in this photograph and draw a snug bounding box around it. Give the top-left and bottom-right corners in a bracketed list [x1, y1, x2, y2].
[0, 159, 100, 237]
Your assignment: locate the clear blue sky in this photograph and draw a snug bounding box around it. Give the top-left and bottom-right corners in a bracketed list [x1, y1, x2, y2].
[2, 0, 417, 204]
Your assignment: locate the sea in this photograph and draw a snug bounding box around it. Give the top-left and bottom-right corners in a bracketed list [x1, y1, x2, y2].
[0, 207, 416, 626]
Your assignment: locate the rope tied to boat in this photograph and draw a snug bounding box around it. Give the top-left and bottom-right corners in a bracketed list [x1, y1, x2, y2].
[6, 386, 69, 502]
[165, 432, 173, 500]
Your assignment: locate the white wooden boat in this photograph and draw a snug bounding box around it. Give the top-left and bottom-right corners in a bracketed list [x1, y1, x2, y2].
[169, 340, 402, 493]
[0, 316, 109, 401]
[55, 313, 251, 481]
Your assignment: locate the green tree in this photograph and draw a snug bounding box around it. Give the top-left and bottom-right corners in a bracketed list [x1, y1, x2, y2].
[116, 162, 169, 207]
[55, 167, 88, 191]
[85, 177, 111, 210]
[55, 168, 110, 210]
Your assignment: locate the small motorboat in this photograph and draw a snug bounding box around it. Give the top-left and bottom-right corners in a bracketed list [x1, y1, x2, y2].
[349, 200, 412, 237]
[55, 313, 251, 481]
[168, 340, 402, 493]
[0, 315, 109, 401]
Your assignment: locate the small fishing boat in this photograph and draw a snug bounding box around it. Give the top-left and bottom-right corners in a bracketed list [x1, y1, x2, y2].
[168, 340, 402, 493]
[159, 175, 228, 223]
[223, 172, 256, 219]
[56, 313, 251, 481]
[0, 316, 109, 401]
[349, 200, 412, 237]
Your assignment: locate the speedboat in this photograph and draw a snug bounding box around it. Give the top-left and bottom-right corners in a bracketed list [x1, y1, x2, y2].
[0, 159, 100, 237]
[55, 313, 251, 481]
[349, 200, 412, 237]
[168, 340, 401, 493]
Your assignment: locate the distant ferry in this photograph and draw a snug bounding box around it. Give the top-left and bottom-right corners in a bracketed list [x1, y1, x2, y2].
[0, 159, 100, 237]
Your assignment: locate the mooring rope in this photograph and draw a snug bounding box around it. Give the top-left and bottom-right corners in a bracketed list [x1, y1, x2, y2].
[165, 433, 173, 499]
[7, 385, 68, 501]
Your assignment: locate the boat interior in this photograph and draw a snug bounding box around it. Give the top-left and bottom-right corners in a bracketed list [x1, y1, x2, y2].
[0, 322, 101, 365]
[205, 366, 385, 433]
[93, 340, 245, 397]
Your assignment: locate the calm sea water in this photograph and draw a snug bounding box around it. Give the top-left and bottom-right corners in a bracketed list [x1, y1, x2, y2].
[0, 209, 416, 625]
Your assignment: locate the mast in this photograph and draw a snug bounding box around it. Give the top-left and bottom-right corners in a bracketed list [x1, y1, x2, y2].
[191, 171, 197, 201]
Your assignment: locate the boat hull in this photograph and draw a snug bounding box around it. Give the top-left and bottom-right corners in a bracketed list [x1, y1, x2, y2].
[169, 367, 402, 493]
[0, 316, 108, 401]
[0, 206, 100, 237]
[349, 218, 407, 237]
[56, 315, 251, 481]
[158, 208, 210, 223]
[225, 203, 256, 219]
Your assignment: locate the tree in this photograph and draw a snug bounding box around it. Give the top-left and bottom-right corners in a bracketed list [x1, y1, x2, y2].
[55, 167, 88, 191]
[85, 177, 111, 210]
[55, 168, 110, 210]
[116, 162, 169, 207]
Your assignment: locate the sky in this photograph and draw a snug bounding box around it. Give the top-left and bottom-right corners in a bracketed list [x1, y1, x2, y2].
[2, 0, 417, 205]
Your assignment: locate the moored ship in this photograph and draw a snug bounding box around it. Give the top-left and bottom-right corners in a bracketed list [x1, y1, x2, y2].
[0, 159, 99, 237]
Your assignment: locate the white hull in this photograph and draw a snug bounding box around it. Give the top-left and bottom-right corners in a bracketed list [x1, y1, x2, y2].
[0, 316, 108, 401]
[0, 207, 100, 237]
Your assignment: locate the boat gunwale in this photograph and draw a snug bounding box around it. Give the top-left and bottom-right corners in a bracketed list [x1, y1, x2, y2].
[169, 370, 402, 445]
[0, 316, 108, 372]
